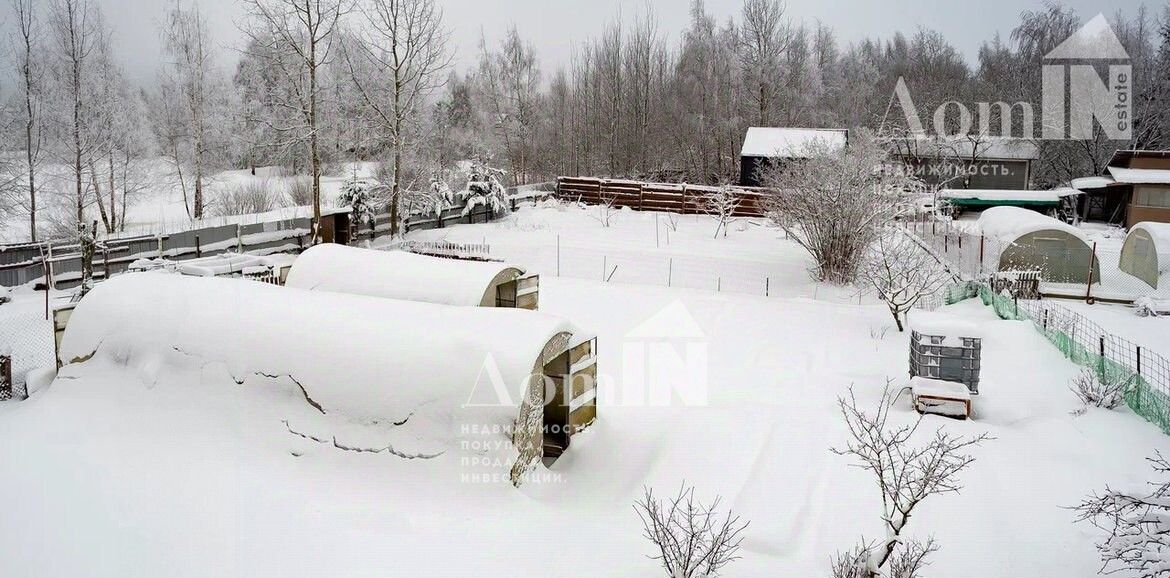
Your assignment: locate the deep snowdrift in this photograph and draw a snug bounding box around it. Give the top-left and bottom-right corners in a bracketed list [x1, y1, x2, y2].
[285, 244, 524, 306]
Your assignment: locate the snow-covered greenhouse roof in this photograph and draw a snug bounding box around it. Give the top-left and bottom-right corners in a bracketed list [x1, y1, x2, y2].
[739, 127, 847, 158]
[285, 244, 524, 307]
[59, 273, 580, 455]
[1131, 222, 1170, 256]
[976, 206, 1085, 242]
[939, 188, 1076, 207]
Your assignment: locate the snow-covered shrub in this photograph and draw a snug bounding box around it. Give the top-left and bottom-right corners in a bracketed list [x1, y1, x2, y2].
[831, 385, 989, 578]
[832, 538, 937, 578]
[212, 180, 284, 217]
[1135, 297, 1168, 317]
[1069, 367, 1136, 412]
[337, 179, 384, 231]
[458, 161, 509, 217]
[286, 176, 314, 207]
[1073, 453, 1170, 578]
[703, 186, 740, 238]
[759, 129, 921, 284]
[591, 194, 618, 228]
[0, 285, 11, 305]
[635, 484, 749, 578]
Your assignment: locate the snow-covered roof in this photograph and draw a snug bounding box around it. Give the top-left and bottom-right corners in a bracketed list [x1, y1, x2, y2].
[59, 273, 580, 456]
[1108, 166, 1170, 184]
[740, 127, 847, 158]
[285, 245, 524, 307]
[976, 206, 1086, 242]
[939, 189, 1074, 203]
[1071, 176, 1116, 190]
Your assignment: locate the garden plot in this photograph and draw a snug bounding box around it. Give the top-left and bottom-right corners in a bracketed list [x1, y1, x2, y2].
[386, 201, 861, 302]
[1, 260, 1168, 577]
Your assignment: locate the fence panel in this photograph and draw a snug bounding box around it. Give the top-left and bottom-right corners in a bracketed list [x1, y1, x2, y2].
[554, 177, 770, 218]
[0, 309, 55, 399]
[977, 284, 1170, 435]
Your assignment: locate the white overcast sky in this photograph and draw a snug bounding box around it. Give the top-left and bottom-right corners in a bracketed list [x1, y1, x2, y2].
[0, 0, 1151, 86]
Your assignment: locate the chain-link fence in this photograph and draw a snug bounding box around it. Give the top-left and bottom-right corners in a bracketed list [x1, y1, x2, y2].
[0, 310, 56, 400]
[979, 284, 1170, 435]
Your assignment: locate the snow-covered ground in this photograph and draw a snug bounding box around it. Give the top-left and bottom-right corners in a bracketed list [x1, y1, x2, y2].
[0, 160, 377, 243]
[1, 205, 1168, 577]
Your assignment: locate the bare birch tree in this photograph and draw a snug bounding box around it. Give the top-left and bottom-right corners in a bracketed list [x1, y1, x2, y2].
[47, 0, 104, 229]
[12, 0, 43, 242]
[161, 1, 216, 220]
[344, 0, 452, 236]
[738, 0, 789, 126]
[240, 0, 350, 243]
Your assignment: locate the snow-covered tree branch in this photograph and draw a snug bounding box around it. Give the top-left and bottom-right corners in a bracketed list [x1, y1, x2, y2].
[635, 483, 749, 578]
[861, 228, 953, 331]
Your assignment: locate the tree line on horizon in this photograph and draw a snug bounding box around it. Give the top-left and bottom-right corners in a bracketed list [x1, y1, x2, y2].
[1, 0, 1168, 243]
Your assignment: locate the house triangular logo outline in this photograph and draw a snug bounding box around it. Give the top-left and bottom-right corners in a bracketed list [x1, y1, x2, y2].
[1044, 14, 1129, 60]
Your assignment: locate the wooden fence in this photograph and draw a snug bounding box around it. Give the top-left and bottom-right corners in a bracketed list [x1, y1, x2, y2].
[555, 177, 770, 218]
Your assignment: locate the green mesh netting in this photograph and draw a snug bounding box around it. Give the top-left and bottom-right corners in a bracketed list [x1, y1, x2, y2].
[976, 284, 1170, 435]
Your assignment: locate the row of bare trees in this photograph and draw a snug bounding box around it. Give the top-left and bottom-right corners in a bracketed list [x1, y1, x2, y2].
[6, 0, 1170, 245]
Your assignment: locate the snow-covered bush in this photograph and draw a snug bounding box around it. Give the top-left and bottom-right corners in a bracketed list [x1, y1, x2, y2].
[703, 186, 740, 238]
[212, 180, 285, 217]
[591, 194, 618, 228]
[635, 484, 749, 578]
[831, 385, 989, 578]
[1073, 453, 1170, 578]
[759, 130, 921, 284]
[1069, 367, 1136, 412]
[458, 161, 509, 217]
[337, 179, 386, 231]
[286, 176, 314, 206]
[860, 229, 952, 332]
[1135, 297, 1168, 317]
[0, 285, 11, 305]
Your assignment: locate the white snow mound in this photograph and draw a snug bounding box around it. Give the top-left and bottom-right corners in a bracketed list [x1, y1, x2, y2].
[286, 244, 524, 307]
[59, 273, 577, 451]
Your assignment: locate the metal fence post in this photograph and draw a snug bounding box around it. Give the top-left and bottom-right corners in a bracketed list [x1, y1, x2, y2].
[0, 355, 10, 401]
[765, 276, 770, 297]
[1137, 345, 1143, 375]
[668, 257, 673, 287]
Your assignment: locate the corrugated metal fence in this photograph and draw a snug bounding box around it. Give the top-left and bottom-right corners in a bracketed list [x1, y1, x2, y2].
[0, 216, 313, 289]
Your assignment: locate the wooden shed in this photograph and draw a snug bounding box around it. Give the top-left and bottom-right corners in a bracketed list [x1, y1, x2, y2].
[977, 206, 1100, 284]
[58, 273, 597, 481]
[1120, 222, 1170, 289]
[738, 127, 848, 187]
[285, 244, 539, 309]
